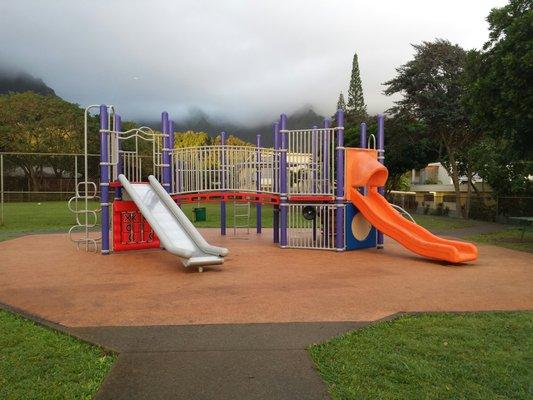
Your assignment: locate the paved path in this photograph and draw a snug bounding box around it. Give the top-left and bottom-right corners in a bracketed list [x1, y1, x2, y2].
[80, 321, 372, 400]
[1, 302, 372, 400]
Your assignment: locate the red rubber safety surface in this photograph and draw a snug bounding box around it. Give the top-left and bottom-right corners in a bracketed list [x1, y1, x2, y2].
[0, 229, 531, 327]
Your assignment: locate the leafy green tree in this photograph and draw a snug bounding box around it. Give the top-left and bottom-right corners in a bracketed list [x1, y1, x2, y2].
[344, 114, 437, 192]
[383, 114, 438, 192]
[212, 134, 253, 146]
[384, 40, 475, 217]
[464, 0, 532, 196]
[346, 53, 367, 125]
[173, 130, 210, 148]
[0, 92, 98, 190]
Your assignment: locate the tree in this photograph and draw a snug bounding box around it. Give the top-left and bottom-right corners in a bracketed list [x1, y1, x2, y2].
[212, 134, 253, 146]
[463, 0, 532, 196]
[0, 92, 97, 190]
[344, 113, 437, 192]
[336, 92, 346, 112]
[174, 130, 210, 148]
[346, 52, 367, 124]
[383, 114, 438, 192]
[384, 40, 474, 217]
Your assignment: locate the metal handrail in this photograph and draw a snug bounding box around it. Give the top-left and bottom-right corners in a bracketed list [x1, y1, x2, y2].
[391, 204, 416, 223]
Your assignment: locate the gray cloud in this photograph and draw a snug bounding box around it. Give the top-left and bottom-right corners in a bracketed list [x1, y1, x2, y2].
[0, 0, 505, 124]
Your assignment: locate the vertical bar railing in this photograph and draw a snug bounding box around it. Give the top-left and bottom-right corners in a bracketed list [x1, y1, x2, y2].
[335, 109, 345, 251]
[114, 115, 122, 199]
[161, 112, 171, 192]
[168, 120, 175, 194]
[323, 119, 330, 194]
[100, 104, 110, 254]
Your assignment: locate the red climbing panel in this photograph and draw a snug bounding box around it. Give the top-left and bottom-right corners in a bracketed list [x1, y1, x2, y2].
[112, 200, 160, 251]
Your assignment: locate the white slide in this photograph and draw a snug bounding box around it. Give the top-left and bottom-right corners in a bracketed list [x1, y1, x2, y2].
[118, 174, 228, 268]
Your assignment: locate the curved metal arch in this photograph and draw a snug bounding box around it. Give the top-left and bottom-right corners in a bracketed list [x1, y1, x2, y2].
[390, 203, 416, 223]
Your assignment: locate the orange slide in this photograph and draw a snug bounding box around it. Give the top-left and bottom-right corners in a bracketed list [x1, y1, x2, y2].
[345, 148, 478, 263]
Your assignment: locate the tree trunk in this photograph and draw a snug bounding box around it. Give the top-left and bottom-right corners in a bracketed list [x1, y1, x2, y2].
[443, 145, 465, 219]
[465, 166, 472, 219]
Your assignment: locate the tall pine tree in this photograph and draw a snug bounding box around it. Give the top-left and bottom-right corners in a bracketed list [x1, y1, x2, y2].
[346, 52, 367, 124]
[336, 92, 346, 112]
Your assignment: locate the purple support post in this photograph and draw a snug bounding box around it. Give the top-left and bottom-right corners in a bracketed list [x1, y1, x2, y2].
[256, 134, 262, 234]
[114, 114, 122, 199]
[335, 109, 345, 251]
[161, 112, 171, 192]
[377, 114, 385, 249]
[311, 125, 318, 243]
[312, 125, 318, 194]
[279, 114, 288, 247]
[220, 131, 227, 235]
[359, 122, 367, 195]
[360, 122, 367, 148]
[99, 105, 110, 254]
[272, 122, 280, 243]
[323, 118, 330, 194]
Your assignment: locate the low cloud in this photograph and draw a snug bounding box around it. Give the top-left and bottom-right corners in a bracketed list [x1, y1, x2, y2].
[0, 0, 505, 125]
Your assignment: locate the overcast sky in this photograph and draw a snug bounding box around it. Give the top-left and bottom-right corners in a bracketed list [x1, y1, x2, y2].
[1, 0, 506, 124]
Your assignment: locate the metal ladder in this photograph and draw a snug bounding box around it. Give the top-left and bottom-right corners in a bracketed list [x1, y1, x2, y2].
[67, 181, 102, 252]
[232, 201, 251, 235]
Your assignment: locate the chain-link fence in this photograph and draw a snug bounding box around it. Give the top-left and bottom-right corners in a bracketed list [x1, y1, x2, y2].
[387, 190, 533, 223]
[1, 152, 532, 227]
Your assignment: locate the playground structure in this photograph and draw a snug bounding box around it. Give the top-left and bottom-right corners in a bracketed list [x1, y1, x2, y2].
[68, 105, 478, 268]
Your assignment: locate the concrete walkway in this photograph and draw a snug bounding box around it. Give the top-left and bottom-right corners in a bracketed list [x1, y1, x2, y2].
[79, 321, 372, 400]
[1, 302, 371, 400]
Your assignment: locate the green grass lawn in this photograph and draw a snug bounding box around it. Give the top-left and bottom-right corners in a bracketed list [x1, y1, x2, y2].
[0, 201, 274, 242]
[1, 201, 477, 235]
[412, 214, 480, 230]
[2, 202, 530, 253]
[0, 309, 115, 399]
[466, 227, 533, 253]
[0, 201, 90, 242]
[310, 312, 533, 400]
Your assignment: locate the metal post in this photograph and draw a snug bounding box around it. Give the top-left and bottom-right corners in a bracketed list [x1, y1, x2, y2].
[169, 119, 175, 195]
[100, 105, 110, 254]
[377, 113, 385, 249]
[335, 109, 345, 251]
[312, 125, 318, 194]
[220, 131, 227, 235]
[323, 118, 330, 194]
[311, 125, 318, 242]
[322, 118, 330, 246]
[115, 115, 122, 199]
[161, 112, 170, 192]
[273, 122, 280, 243]
[0, 154, 3, 226]
[360, 122, 367, 195]
[360, 122, 367, 148]
[280, 114, 288, 247]
[256, 134, 262, 234]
